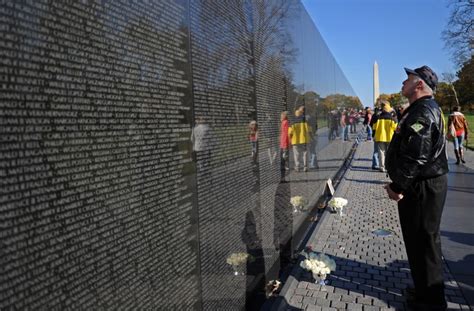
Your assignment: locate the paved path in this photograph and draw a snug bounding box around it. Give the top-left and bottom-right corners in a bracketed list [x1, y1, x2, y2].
[273, 139, 472, 310]
[442, 143, 474, 308]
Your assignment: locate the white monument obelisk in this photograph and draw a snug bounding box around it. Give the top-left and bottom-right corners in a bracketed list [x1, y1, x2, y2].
[373, 61, 380, 106]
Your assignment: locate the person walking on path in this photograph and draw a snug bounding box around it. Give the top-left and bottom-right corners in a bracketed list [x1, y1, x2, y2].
[288, 106, 310, 172]
[370, 107, 381, 169]
[371, 100, 397, 172]
[363, 107, 373, 141]
[385, 65, 449, 310]
[448, 106, 469, 164]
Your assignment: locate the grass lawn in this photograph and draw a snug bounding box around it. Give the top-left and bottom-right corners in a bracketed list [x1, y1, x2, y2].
[465, 114, 474, 150]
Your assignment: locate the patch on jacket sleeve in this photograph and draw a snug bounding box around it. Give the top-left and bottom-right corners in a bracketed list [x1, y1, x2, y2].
[410, 122, 424, 132]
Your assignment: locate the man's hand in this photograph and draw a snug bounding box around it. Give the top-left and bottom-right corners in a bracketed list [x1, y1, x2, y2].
[384, 184, 404, 202]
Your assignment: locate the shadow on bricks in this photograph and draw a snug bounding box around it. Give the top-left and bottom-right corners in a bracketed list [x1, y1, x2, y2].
[279, 252, 469, 310]
[292, 255, 412, 309]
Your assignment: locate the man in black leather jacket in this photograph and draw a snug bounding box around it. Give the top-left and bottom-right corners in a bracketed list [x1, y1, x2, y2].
[385, 65, 448, 310]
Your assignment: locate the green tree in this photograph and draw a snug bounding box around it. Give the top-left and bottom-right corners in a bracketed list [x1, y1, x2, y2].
[378, 94, 391, 102]
[388, 93, 407, 109]
[434, 82, 456, 113]
[320, 96, 337, 113]
[377, 93, 408, 110]
[441, 72, 460, 108]
[346, 96, 363, 110]
[454, 55, 474, 112]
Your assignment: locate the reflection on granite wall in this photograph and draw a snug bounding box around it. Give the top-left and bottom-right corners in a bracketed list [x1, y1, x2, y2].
[0, 0, 357, 309]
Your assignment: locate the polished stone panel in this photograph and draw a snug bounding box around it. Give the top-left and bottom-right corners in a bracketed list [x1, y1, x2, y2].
[0, 0, 357, 309]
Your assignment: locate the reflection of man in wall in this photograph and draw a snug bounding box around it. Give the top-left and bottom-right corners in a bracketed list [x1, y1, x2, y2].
[191, 116, 212, 171]
[288, 106, 310, 172]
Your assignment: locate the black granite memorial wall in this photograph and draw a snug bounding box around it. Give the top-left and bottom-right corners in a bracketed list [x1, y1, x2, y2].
[0, 0, 358, 309]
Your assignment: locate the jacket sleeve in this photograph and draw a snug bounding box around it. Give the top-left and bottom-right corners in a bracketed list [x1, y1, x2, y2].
[389, 108, 435, 193]
[369, 115, 375, 127]
[391, 120, 398, 133]
[464, 117, 469, 138]
[371, 119, 376, 137]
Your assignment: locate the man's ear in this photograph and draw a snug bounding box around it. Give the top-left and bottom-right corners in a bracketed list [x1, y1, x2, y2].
[416, 80, 424, 90]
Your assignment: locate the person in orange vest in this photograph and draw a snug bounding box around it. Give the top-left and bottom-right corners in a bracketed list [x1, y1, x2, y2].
[448, 105, 469, 164]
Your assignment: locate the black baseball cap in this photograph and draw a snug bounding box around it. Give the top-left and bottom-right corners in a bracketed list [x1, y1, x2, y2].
[404, 65, 438, 90]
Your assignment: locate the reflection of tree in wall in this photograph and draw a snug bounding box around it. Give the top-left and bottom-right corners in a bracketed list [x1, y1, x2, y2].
[319, 94, 363, 113]
[191, 0, 255, 126]
[251, 0, 298, 117]
[190, 1, 300, 309]
[295, 91, 321, 120]
[190, 2, 261, 310]
[249, 2, 299, 303]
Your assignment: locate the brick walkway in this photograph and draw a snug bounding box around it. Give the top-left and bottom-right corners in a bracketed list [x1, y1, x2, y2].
[274, 139, 471, 310]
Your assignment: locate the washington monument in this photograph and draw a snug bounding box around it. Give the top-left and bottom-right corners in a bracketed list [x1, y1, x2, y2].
[373, 61, 379, 105]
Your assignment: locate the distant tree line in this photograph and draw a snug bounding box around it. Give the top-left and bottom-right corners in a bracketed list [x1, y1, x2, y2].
[438, 0, 473, 113]
[377, 56, 473, 114]
[294, 91, 363, 119]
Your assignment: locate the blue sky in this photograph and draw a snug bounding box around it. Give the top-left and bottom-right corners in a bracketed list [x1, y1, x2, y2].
[302, 0, 456, 108]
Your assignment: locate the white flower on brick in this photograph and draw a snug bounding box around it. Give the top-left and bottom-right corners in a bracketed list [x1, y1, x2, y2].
[328, 197, 348, 215]
[300, 251, 336, 285]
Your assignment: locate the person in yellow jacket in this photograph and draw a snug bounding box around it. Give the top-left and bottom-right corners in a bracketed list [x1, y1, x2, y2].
[372, 101, 397, 172]
[288, 106, 312, 172]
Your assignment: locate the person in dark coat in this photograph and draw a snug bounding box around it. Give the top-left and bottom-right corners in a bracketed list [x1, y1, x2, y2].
[385, 66, 448, 310]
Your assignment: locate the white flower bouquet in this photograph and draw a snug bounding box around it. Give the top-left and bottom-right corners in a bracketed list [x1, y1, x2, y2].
[327, 197, 348, 215]
[300, 252, 336, 284]
[290, 195, 307, 212]
[226, 252, 253, 275]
